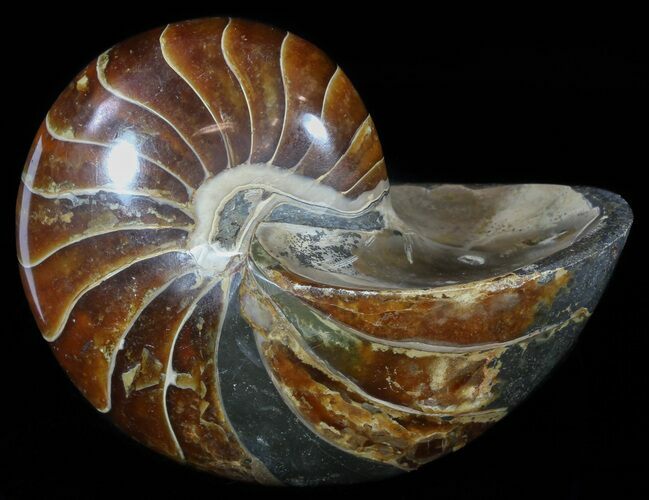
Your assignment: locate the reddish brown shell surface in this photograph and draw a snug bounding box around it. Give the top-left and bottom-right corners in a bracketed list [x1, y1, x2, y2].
[17, 17, 608, 487]
[17, 17, 395, 484]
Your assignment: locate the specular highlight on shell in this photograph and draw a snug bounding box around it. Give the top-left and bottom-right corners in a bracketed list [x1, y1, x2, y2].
[16, 17, 631, 486]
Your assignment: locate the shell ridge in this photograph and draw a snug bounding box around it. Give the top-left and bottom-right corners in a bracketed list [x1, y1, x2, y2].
[44, 115, 196, 197]
[291, 66, 342, 174]
[210, 272, 279, 481]
[248, 265, 429, 417]
[103, 268, 196, 412]
[19, 224, 191, 269]
[96, 50, 212, 180]
[342, 158, 386, 196]
[159, 24, 234, 172]
[217, 271, 401, 484]
[250, 329, 407, 468]
[316, 114, 374, 183]
[268, 32, 292, 166]
[221, 18, 254, 165]
[45, 246, 191, 341]
[160, 273, 227, 461]
[22, 181, 194, 220]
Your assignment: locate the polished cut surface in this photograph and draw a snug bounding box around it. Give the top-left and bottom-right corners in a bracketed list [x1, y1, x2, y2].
[16, 17, 631, 485]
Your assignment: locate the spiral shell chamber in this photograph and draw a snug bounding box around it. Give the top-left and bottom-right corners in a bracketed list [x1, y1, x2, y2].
[16, 17, 632, 486]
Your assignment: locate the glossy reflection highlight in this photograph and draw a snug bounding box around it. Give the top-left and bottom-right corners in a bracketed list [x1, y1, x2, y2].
[15, 17, 631, 486]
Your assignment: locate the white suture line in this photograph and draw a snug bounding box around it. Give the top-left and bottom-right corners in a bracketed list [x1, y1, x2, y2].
[23, 180, 195, 220]
[291, 66, 341, 173]
[342, 158, 385, 195]
[43, 248, 191, 341]
[162, 274, 224, 461]
[269, 32, 291, 166]
[159, 25, 234, 172]
[209, 273, 275, 480]
[97, 48, 212, 180]
[251, 266, 502, 421]
[248, 268, 435, 424]
[316, 114, 372, 183]
[45, 115, 196, 197]
[221, 18, 253, 165]
[212, 275, 232, 411]
[103, 270, 195, 413]
[19, 224, 192, 268]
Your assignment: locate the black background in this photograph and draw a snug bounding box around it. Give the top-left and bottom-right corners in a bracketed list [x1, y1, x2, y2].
[2, 6, 647, 500]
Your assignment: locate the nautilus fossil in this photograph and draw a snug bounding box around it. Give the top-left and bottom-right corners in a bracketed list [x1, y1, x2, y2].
[16, 17, 631, 486]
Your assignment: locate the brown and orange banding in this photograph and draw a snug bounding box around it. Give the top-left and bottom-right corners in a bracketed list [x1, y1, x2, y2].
[264, 267, 571, 346]
[240, 275, 505, 468]
[262, 339, 503, 469]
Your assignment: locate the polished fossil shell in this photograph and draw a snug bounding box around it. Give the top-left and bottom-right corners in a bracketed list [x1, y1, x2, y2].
[16, 17, 631, 486]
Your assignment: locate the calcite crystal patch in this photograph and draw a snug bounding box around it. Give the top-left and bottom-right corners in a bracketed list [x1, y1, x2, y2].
[16, 17, 631, 485]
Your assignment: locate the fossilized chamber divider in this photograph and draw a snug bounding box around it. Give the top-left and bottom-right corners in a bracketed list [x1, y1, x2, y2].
[44, 60, 205, 189]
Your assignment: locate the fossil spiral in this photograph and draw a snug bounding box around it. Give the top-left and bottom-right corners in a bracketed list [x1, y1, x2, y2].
[16, 18, 631, 485]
